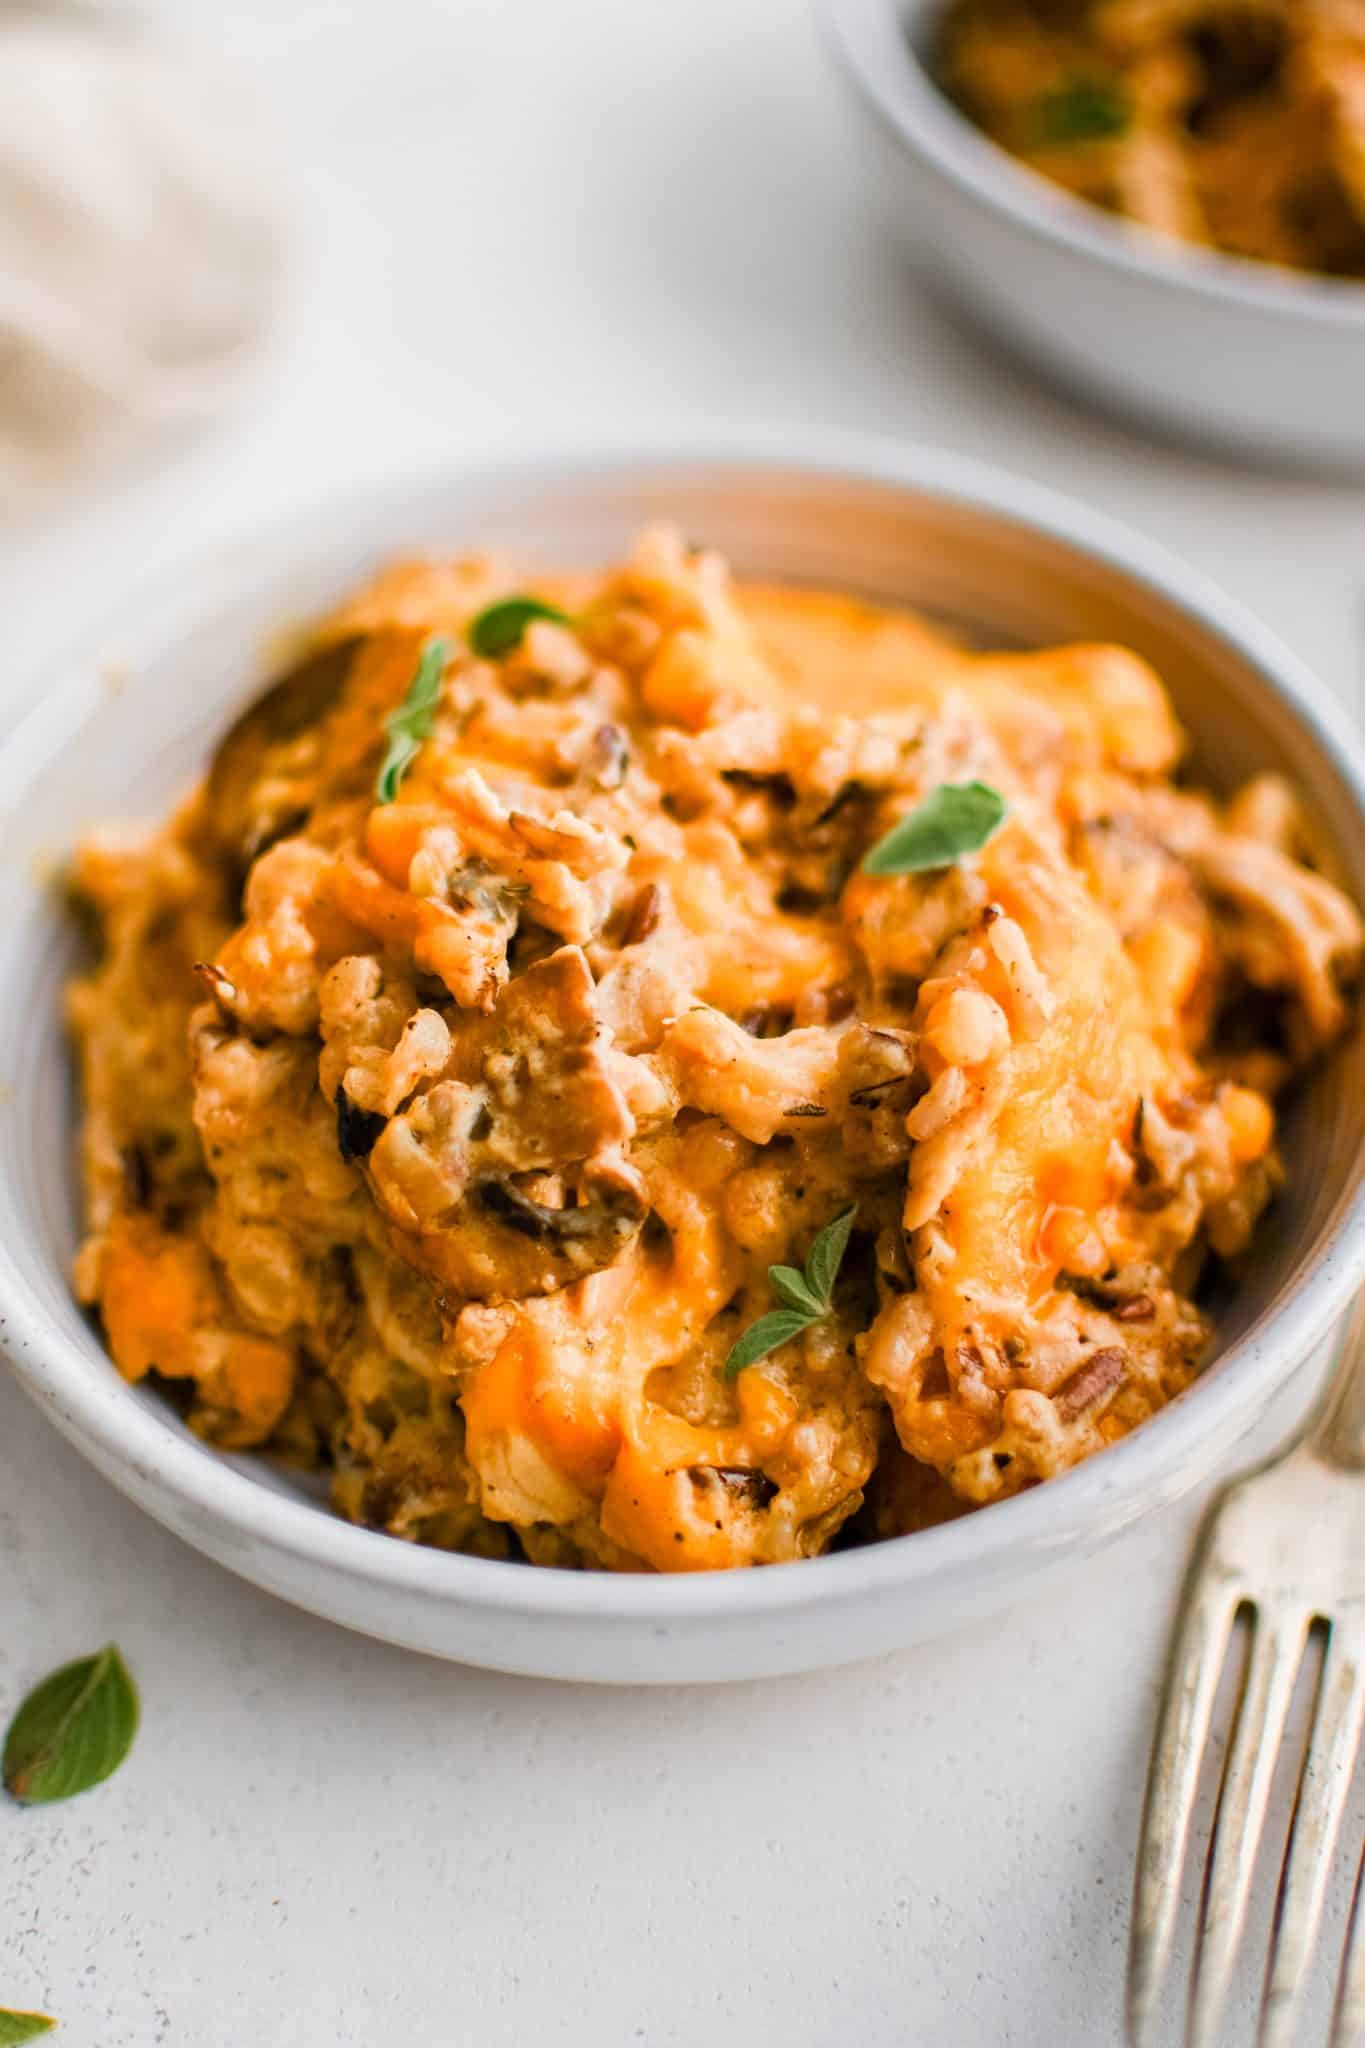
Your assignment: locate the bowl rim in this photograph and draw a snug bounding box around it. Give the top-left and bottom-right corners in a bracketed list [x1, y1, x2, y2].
[819, 0, 1365, 333]
[5, 427, 1365, 1630]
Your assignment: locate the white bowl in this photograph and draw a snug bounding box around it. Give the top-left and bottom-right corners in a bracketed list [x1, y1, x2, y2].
[3, 437, 1365, 1684]
[820, 0, 1365, 468]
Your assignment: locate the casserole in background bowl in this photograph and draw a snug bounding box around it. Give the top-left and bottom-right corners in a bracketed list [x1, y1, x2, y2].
[820, 0, 1365, 468]
[2, 438, 1365, 1682]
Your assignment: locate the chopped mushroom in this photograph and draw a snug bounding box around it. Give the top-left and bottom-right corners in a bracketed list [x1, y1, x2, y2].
[206, 635, 362, 879]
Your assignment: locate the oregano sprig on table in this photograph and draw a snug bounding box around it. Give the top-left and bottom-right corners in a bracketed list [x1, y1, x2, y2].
[0, 2011, 56, 2043]
[0, 1644, 141, 2038]
[3, 1644, 139, 1808]
[723, 1206, 858, 1380]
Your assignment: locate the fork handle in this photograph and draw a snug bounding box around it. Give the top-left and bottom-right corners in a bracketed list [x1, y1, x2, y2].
[1311, 1287, 1365, 1468]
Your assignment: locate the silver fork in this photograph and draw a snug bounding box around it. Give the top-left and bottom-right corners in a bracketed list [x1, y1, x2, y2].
[1129, 1293, 1365, 2048]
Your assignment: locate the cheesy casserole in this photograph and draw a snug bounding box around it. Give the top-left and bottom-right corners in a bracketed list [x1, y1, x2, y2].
[936, 0, 1365, 280]
[67, 529, 1363, 1571]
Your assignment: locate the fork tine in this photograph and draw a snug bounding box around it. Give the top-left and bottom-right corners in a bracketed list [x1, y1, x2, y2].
[1262, 1620, 1365, 2048]
[1332, 1838, 1365, 2046]
[1128, 1575, 1241, 2047]
[1188, 1604, 1309, 2048]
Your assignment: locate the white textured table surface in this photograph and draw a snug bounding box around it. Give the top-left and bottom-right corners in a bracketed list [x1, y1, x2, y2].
[3, 4, 1363, 2044]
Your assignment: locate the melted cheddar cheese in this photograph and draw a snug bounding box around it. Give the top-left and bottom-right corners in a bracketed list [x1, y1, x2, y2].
[66, 529, 1362, 1569]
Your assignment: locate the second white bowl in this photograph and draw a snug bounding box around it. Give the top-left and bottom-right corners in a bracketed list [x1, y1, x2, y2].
[821, 0, 1365, 468]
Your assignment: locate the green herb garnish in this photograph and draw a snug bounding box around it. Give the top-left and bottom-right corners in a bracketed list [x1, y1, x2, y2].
[723, 1206, 857, 1379]
[468, 595, 574, 659]
[862, 781, 1006, 877]
[1030, 73, 1131, 146]
[3, 1645, 138, 1808]
[374, 636, 450, 805]
[0, 2012, 56, 2043]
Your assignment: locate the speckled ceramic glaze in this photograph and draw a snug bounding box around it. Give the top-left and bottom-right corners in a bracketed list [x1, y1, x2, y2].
[821, 0, 1365, 468]
[2, 439, 1364, 1681]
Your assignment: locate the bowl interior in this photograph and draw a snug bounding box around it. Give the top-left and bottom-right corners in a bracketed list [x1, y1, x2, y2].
[2, 454, 1364, 1545]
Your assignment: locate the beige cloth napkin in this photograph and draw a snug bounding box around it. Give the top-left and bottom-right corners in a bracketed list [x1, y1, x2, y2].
[0, 9, 288, 507]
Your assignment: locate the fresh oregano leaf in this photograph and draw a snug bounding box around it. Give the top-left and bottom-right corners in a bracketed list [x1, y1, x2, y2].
[0, 2011, 56, 2042]
[804, 1204, 858, 1307]
[3, 1646, 139, 1807]
[722, 1309, 815, 1380]
[1031, 73, 1130, 146]
[467, 595, 573, 659]
[768, 1266, 824, 1318]
[0, 2012, 54, 2043]
[374, 636, 449, 805]
[723, 1207, 859, 1379]
[862, 781, 1006, 877]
